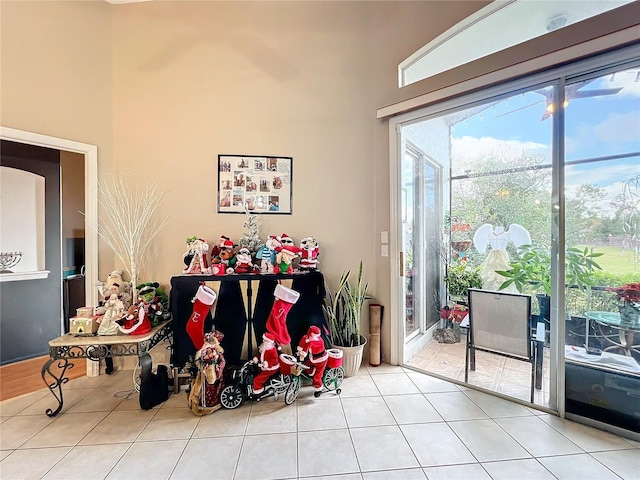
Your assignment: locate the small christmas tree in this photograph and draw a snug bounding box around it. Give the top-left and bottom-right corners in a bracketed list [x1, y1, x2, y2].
[239, 211, 264, 258]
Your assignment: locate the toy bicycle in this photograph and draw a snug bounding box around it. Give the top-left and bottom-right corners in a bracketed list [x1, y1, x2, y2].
[219, 348, 345, 408]
[280, 348, 345, 405]
[219, 360, 291, 409]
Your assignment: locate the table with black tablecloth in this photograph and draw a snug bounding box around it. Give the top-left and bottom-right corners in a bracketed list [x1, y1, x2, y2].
[170, 271, 326, 369]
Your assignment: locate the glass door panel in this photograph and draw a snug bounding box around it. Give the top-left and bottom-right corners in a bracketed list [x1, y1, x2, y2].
[401, 137, 443, 357]
[563, 66, 640, 434]
[402, 85, 555, 407]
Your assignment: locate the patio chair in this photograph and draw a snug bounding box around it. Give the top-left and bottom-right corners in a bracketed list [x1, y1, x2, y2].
[465, 288, 535, 402]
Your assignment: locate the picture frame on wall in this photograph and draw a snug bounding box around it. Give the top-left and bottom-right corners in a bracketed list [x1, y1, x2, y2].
[217, 154, 293, 214]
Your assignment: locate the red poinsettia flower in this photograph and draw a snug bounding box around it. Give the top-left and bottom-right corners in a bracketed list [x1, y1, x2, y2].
[606, 283, 640, 303]
[452, 223, 472, 233]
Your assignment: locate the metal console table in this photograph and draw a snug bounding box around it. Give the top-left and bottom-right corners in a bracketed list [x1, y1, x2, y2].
[41, 320, 172, 417]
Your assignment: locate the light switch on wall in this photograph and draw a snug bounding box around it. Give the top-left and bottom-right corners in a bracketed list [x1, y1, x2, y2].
[381, 231, 388, 244]
[381, 245, 388, 257]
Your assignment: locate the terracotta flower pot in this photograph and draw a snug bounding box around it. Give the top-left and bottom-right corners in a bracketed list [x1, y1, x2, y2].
[451, 240, 472, 252]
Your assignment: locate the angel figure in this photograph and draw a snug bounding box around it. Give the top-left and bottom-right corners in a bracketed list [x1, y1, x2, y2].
[472, 223, 531, 291]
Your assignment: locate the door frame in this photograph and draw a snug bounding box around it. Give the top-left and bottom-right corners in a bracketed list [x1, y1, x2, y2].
[389, 122, 403, 365]
[0, 127, 99, 309]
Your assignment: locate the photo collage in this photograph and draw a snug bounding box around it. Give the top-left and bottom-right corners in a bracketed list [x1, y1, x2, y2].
[218, 155, 292, 214]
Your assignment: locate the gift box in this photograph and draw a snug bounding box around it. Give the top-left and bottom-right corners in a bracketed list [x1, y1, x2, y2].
[69, 315, 100, 335]
[76, 306, 95, 318]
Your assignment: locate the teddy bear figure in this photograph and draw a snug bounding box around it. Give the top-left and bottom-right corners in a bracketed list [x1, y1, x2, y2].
[210, 235, 231, 259]
[95, 270, 131, 315]
[212, 239, 237, 275]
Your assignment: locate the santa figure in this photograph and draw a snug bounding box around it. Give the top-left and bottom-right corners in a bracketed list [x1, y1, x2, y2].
[252, 332, 280, 396]
[183, 238, 212, 274]
[297, 325, 328, 397]
[234, 247, 256, 274]
[299, 236, 319, 271]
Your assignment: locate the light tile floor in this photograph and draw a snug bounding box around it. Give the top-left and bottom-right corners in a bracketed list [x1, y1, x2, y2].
[1, 363, 639, 479]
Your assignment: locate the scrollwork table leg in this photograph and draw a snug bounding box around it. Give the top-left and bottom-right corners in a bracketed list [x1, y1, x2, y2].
[41, 357, 74, 417]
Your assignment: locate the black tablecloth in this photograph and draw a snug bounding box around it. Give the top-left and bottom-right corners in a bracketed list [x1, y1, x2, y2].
[170, 271, 326, 368]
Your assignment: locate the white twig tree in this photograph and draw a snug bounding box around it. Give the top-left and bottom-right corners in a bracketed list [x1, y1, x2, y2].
[97, 171, 169, 300]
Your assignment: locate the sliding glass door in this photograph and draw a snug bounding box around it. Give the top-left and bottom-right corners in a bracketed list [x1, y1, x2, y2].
[563, 65, 640, 433]
[401, 133, 444, 360]
[398, 85, 555, 407]
[391, 47, 639, 433]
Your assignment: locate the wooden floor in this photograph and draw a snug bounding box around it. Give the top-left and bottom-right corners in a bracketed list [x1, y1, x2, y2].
[0, 355, 86, 402]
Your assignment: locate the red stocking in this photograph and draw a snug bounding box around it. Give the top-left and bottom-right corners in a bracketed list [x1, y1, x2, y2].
[265, 284, 300, 345]
[186, 284, 217, 350]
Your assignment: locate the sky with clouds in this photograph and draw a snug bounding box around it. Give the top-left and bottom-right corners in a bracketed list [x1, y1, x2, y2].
[449, 68, 639, 217]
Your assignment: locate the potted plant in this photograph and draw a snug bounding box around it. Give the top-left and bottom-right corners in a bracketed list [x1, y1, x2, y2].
[445, 260, 482, 302]
[606, 282, 640, 326]
[324, 261, 369, 376]
[496, 244, 603, 317]
[451, 222, 473, 252]
[437, 259, 482, 343]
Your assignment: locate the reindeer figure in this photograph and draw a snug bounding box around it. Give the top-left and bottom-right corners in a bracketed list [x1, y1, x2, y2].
[117, 302, 152, 335]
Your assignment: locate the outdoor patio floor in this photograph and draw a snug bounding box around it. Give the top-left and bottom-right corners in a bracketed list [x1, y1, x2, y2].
[406, 332, 552, 408]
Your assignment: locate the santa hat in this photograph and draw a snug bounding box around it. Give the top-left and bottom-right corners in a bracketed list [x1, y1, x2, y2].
[222, 239, 235, 250]
[307, 325, 321, 338]
[263, 332, 276, 343]
[279, 233, 294, 245]
[139, 283, 157, 295]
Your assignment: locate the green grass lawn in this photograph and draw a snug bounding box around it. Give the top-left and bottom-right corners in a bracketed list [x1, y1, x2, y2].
[577, 245, 639, 275]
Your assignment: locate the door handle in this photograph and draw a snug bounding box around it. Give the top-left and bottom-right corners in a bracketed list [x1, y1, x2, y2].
[399, 251, 404, 277]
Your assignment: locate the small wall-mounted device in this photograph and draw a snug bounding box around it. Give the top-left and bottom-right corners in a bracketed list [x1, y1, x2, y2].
[546, 13, 567, 32]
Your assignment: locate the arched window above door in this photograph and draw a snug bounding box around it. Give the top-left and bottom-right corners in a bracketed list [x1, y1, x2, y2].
[399, 0, 633, 87]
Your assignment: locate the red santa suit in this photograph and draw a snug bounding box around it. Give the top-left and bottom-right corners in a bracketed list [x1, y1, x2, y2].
[234, 248, 255, 274]
[299, 237, 319, 271]
[118, 302, 152, 335]
[297, 326, 328, 393]
[252, 333, 280, 395]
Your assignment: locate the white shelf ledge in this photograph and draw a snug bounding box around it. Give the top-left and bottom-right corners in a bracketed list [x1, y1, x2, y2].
[0, 270, 50, 282]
